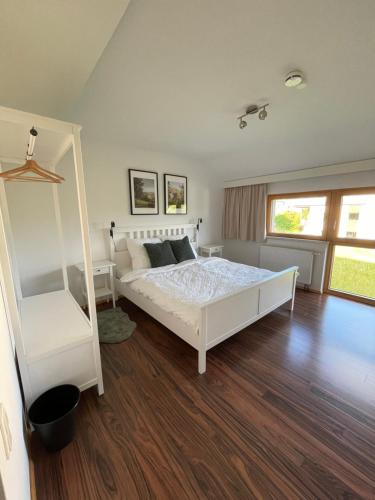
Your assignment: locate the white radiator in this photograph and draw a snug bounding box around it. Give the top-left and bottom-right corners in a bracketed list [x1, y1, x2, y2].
[259, 245, 314, 286]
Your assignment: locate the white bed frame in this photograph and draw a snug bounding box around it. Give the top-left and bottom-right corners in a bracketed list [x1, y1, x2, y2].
[110, 223, 298, 374]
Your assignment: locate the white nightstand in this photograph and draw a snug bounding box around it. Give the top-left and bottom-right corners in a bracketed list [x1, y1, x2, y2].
[200, 244, 224, 258]
[75, 259, 116, 308]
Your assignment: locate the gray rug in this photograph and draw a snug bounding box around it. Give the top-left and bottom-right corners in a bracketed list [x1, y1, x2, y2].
[97, 307, 136, 344]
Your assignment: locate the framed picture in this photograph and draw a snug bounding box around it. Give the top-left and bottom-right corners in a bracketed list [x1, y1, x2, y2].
[164, 174, 187, 214]
[128, 169, 159, 215]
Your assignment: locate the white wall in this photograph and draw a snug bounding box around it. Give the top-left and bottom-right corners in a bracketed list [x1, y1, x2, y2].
[223, 169, 375, 292]
[0, 280, 30, 500]
[5, 177, 65, 298]
[267, 169, 375, 195]
[79, 136, 223, 259]
[5, 137, 223, 303]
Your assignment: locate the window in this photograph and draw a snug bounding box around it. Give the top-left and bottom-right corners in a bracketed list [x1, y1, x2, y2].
[337, 194, 375, 240]
[267, 193, 328, 238]
[267, 187, 375, 304]
[329, 246, 375, 300]
[348, 212, 359, 221]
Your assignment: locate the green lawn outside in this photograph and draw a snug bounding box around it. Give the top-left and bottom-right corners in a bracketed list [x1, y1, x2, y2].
[330, 256, 375, 299]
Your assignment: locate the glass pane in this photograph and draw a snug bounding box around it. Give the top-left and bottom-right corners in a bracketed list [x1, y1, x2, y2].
[338, 194, 375, 240]
[271, 196, 327, 236]
[330, 245, 375, 299]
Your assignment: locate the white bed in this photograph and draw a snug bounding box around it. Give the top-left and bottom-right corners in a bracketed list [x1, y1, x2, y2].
[110, 224, 298, 374]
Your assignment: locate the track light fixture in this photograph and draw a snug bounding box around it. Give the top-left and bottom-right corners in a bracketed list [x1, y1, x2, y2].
[237, 104, 269, 129]
[239, 118, 247, 129]
[258, 105, 268, 120]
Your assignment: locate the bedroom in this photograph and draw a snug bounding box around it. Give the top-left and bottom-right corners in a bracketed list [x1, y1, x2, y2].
[0, 1, 374, 499]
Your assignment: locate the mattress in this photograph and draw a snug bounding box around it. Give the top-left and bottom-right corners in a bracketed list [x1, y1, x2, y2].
[120, 257, 274, 330]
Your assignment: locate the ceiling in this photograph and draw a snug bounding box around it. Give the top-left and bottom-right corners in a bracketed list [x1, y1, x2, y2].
[0, 0, 130, 117]
[74, 0, 375, 180]
[3, 0, 375, 181]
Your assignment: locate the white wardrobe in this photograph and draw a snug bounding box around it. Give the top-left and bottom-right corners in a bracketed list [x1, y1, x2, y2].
[0, 106, 103, 407]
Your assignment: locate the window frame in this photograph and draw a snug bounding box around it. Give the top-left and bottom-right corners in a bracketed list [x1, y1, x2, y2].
[267, 187, 375, 243]
[325, 187, 375, 248]
[266, 190, 332, 240]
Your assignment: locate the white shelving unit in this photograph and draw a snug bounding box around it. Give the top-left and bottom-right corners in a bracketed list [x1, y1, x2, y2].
[200, 243, 224, 258]
[75, 259, 116, 308]
[0, 106, 103, 406]
[20, 290, 92, 361]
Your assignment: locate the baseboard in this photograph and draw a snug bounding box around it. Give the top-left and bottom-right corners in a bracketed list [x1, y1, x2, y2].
[296, 284, 322, 294]
[82, 297, 116, 309]
[306, 288, 323, 295]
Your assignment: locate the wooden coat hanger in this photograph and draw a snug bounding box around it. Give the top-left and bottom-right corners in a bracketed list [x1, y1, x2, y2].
[0, 127, 65, 183]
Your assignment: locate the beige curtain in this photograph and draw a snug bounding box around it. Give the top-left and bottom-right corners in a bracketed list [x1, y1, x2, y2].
[222, 184, 267, 242]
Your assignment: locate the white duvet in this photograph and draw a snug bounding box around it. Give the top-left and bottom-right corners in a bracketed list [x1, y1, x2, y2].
[121, 257, 274, 330]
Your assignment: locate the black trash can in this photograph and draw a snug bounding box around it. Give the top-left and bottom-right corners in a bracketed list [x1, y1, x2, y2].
[28, 384, 80, 452]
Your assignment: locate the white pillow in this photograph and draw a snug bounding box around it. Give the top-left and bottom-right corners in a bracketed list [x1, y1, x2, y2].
[114, 250, 132, 274]
[159, 234, 198, 258]
[127, 238, 162, 270]
[116, 266, 132, 280]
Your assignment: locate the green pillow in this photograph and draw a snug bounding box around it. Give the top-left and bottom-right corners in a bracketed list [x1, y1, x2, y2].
[169, 236, 196, 263]
[143, 240, 177, 268]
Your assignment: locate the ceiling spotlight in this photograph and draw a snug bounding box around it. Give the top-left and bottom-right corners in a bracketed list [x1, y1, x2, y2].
[284, 70, 306, 89]
[237, 103, 269, 129]
[258, 105, 268, 120]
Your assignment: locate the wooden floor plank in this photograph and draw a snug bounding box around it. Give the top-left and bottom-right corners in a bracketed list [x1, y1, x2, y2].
[32, 291, 375, 499]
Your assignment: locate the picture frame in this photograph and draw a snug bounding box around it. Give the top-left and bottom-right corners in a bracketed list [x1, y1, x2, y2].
[164, 174, 187, 214]
[128, 169, 159, 215]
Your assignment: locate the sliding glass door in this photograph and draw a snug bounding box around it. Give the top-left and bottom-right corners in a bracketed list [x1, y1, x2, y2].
[325, 190, 375, 303]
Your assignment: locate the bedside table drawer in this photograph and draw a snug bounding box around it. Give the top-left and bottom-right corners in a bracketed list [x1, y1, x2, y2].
[93, 267, 109, 276]
[211, 247, 222, 253]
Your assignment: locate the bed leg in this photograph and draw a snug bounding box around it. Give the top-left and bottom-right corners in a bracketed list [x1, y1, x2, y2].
[198, 349, 206, 374]
[287, 297, 295, 312]
[198, 309, 207, 373]
[97, 379, 104, 396]
[288, 271, 297, 312]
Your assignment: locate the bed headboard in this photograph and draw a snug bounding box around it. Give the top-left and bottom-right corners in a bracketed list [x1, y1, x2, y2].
[109, 223, 198, 271]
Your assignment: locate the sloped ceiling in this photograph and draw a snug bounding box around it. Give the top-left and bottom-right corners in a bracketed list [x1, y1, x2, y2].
[74, 0, 375, 179]
[0, 0, 130, 118]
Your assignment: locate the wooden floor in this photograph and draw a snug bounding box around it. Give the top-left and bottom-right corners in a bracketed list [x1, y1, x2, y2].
[32, 291, 375, 499]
